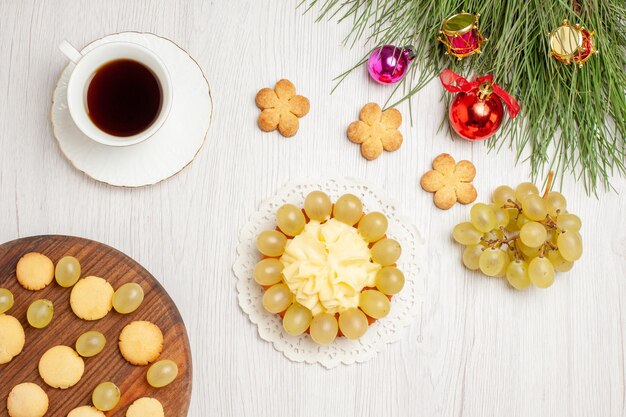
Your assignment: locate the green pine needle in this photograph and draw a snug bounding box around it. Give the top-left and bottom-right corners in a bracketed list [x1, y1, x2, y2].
[302, 0, 626, 193]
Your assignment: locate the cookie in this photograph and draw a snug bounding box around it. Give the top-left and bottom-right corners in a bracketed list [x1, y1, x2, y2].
[420, 153, 477, 209]
[347, 103, 403, 160]
[126, 397, 164, 417]
[0, 314, 26, 364]
[67, 406, 105, 417]
[38, 345, 85, 389]
[70, 276, 114, 320]
[119, 321, 163, 365]
[15, 252, 54, 291]
[7, 382, 48, 417]
[255, 79, 310, 137]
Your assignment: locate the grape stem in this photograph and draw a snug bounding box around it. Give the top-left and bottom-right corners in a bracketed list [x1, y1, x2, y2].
[542, 171, 555, 199]
[502, 199, 522, 211]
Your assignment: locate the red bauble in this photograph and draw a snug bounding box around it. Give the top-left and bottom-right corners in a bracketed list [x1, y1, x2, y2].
[449, 87, 504, 141]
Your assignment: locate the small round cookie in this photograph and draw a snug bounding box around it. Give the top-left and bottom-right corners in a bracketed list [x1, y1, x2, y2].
[7, 382, 49, 417]
[38, 345, 85, 389]
[67, 406, 105, 417]
[119, 321, 163, 365]
[0, 314, 26, 364]
[126, 397, 164, 417]
[70, 276, 114, 320]
[16, 252, 54, 291]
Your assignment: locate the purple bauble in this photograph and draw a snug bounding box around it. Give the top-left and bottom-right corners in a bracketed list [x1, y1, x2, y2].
[367, 45, 414, 84]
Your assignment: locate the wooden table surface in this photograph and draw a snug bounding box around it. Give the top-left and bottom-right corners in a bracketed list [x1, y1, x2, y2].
[1, 1, 625, 416]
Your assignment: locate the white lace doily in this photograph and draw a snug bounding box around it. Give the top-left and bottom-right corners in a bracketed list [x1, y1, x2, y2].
[233, 177, 426, 368]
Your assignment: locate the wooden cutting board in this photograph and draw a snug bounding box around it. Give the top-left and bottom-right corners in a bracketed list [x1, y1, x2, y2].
[0, 235, 192, 416]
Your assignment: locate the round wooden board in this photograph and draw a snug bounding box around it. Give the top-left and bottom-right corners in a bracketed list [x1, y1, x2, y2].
[0, 235, 192, 417]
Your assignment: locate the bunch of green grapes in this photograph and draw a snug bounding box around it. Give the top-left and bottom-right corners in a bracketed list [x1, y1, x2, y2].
[453, 181, 582, 290]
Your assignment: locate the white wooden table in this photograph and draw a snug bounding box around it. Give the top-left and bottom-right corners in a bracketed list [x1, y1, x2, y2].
[1, 1, 625, 416]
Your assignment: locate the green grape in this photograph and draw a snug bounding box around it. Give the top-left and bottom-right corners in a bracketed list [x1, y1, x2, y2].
[309, 313, 338, 345]
[518, 213, 534, 230]
[375, 267, 405, 295]
[557, 231, 583, 262]
[92, 382, 120, 411]
[262, 283, 292, 313]
[359, 290, 390, 319]
[27, 299, 53, 328]
[478, 248, 508, 277]
[505, 244, 517, 262]
[370, 239, 401, 266]
[333, 194, 363, 226]
[495, 258, 510, 277]
[55, 256, 81, 287]
[521, 194, 548, 221]
[528, 257, 555, 288]
[338, 308, 369, 340]
[517, 239, 540, 258]
[112, 283, 144, 314]
[276, 204, 306, 236]
[0, 288, 14, 314]
[515, 182, 539, 202]
[519, 222, 547, 248]
[483, 229, 504, 242]
[556, 213, 581, 232]
[253, 258, 284, 286]
[147, 359, 178, 388]
[357, 212, 388, 242]
[304, 191, 332, 221]
[282, 303, 312, 336]
[547, 250, 574, 272]
[506, 209, 521, 231]
[452, 222, 482, 245]
[489, 204, 509, 228]
[76, 331, 106, 357]
[470, 203, 497, 233]
[506, 260, 531, 290]
[256, 230, 287, 257]
[545, 192, 567, 217]
[492, 185, 515, 205]
[462, 245, 483, 271]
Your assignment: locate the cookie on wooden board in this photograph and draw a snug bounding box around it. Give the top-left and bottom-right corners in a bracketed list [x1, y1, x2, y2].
[16, 253, 54, 291]
[6, 383, 48, 417]
[0, 314, 26, 364]
[67, 406, 105, 417]
[119, 321, 163, 365]
[126, 397, 164, 417]
[70, 276, 114, 320]
[38, 345, 85, 389]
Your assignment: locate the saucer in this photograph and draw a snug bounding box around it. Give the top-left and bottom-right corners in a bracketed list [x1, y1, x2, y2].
[52, 32, 212, 187]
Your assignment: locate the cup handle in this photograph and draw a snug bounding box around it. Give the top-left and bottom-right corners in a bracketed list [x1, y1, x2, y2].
[59, 40, 83, 64]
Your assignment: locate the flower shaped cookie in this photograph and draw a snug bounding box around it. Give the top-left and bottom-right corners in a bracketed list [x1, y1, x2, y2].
[255, 79, 310, 137]
[347, 103, 403, 160]
[420, 153, 477, 210]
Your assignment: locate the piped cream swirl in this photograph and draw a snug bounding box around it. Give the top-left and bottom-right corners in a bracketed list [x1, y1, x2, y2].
[280, 218, 381, 315]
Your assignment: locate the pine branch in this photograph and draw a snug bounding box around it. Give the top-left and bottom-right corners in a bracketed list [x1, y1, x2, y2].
[302, 0, 626, 193]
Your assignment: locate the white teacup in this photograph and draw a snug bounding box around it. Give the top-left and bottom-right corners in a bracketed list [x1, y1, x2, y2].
[59, 40, 173, 147]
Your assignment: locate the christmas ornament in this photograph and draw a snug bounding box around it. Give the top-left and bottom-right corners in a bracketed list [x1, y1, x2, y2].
[366, 45, 414, 84]
[437, 12, 486, 60]
[548, 19, 597, 67]
[440, 69, 520, 141]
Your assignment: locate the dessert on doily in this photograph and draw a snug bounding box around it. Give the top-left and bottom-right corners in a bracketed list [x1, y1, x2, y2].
[254, 191, 406, 345]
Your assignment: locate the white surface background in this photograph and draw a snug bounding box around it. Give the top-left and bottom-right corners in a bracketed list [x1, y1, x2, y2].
[1, 1, 625, 416]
